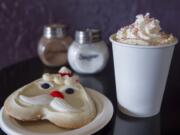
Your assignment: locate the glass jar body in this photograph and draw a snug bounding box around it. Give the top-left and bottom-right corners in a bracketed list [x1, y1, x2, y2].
[68, 41, 109, 74]
[38, 36, 72, 67]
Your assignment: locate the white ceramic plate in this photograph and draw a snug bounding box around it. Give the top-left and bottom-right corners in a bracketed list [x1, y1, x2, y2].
[0, 88, 114, 135]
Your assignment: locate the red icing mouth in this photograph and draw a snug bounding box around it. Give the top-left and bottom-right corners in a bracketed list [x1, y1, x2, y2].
[59, 72, 73, 77]
[50, 90, 64, 99]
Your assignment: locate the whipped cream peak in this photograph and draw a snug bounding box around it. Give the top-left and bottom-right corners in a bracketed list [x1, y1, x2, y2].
[116, 13, 177, 45]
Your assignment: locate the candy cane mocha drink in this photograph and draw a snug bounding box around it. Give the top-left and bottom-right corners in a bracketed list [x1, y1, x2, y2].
[110, 13, 178, 117]
[116, 13, 177, 45]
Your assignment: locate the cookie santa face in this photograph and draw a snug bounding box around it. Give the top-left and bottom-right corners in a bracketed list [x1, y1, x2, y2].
[4, 67, 96, 129]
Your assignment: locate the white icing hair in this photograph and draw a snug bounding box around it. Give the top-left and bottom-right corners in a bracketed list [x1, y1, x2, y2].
[42, 67, 79, 86]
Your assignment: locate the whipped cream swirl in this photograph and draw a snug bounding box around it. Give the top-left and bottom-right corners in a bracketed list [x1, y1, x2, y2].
[116, 13, 177, 45]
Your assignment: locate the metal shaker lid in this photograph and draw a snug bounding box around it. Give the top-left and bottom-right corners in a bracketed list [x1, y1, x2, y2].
[75, 29, 101, 44]
[75, 30, 90, 44]
[43, 24, 66, 38]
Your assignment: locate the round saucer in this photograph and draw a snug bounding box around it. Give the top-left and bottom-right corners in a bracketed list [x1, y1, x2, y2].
[0, 88, 114, 135]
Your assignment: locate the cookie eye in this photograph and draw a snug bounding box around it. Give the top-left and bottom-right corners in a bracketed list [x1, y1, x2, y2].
[41, 83, 51, 89]
[65, 88, 74, 94]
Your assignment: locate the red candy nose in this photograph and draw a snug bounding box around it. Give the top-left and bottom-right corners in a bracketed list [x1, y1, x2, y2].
[50, 90, 64, 99]
[59, 72, 73, 77]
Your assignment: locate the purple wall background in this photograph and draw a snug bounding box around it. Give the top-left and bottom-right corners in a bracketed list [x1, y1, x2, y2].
[0, 0, 180, 69]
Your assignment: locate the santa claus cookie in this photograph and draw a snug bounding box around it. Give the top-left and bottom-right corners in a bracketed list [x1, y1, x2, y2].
[4, 67, 96, 129]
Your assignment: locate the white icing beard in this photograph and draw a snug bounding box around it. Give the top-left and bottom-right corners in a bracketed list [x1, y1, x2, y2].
[19, 94, 80, 113]
[19, 94, 53, 105]
[50, 98, 79, 112]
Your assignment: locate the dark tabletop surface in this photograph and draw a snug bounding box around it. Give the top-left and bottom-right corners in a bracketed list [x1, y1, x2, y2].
[0, 57, 180, 135]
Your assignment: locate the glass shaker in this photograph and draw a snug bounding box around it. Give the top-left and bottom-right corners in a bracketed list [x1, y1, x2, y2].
[38, 24, 72, 67]
[68, 29, 109, 74]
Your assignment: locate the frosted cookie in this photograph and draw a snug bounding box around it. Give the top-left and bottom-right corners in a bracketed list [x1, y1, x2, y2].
[4, 67, 96, 129]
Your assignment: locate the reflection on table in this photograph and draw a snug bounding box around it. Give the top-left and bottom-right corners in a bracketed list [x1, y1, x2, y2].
[114, 112, 160, 135]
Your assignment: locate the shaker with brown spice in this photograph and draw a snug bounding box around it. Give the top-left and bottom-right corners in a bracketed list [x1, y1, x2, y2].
[38, 24, 72, 67]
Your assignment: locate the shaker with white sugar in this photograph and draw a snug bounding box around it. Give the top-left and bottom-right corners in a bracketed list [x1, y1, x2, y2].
[68, 29, 109, 74]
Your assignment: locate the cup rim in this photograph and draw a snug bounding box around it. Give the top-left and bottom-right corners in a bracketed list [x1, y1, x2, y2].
[109, 34, 178, 49]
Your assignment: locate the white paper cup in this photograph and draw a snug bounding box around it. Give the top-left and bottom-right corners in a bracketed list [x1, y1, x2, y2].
[110, 34, 178, 117]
